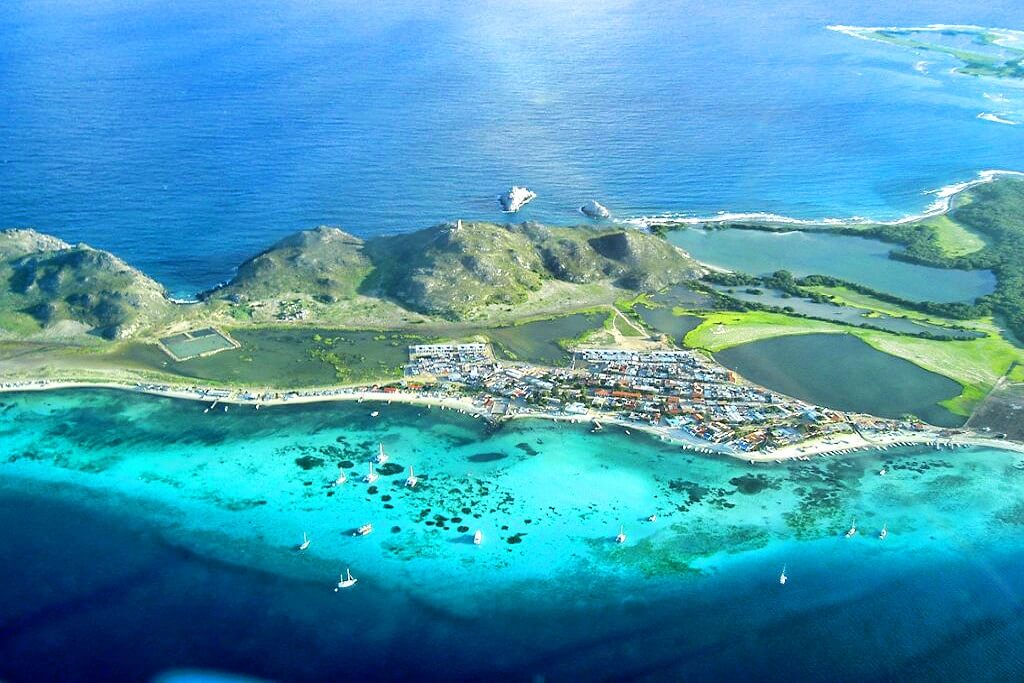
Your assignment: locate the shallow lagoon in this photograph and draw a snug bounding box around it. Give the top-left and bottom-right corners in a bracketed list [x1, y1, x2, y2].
[669, 228, 996, 303]
[715, 334, 964, 426]
[3, 390, 1024, 680]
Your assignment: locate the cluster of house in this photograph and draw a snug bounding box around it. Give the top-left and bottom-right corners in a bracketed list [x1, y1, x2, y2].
[402, 344, 853, 452]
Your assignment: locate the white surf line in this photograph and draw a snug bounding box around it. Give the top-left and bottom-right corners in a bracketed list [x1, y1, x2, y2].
[978, 112, 1019, 126]
[624, 169, 1024, 230]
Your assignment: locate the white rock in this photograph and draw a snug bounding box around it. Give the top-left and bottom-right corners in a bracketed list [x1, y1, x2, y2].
[499, 186, 536, 212]
[580, 200, 611, 219]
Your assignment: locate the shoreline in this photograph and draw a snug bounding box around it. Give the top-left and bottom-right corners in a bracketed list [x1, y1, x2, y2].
[623, 169, 1024, 230]
[5, 379, 1023, 463]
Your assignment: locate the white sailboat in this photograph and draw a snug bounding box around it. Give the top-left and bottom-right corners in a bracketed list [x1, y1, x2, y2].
[845, 518, 857, 538]
[334, 468, 347, 486]
[404, 466, 419, 488]
[363, 461, 379, 484]
[615, 525, 627, 543]
[647, 514, 658, 522]
[879, 523, 888, 540]
[473, 529, 483, 545]
[335, 568, 357, 590]
[779, 565, 788, 585]
[375, 443, 389, 465]
[298, 532, 310, 551]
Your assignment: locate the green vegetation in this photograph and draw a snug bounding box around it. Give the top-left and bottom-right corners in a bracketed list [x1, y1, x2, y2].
[0, 229, 172, 339]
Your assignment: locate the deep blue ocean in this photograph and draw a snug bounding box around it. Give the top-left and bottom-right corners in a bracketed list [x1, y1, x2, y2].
[2, 0, 1024, 296]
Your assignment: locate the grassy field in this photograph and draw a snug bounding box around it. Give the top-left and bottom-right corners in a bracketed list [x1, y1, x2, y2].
[917, 214, 987, 258]
[683, 311, 846, 352]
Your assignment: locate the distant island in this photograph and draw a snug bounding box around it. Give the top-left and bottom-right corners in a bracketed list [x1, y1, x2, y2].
[830, 24, 1024, 81]
[2, 175, 1024, 456]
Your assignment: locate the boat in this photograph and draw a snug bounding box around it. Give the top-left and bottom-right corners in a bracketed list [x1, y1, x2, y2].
[354, 523, 373, 536]
[498, 185, 536, 212]
[335, 568, 357, 591]
[879, 523, 888, 540]
[647, 514, 657, 522]
[370, 410, 380, 417]
[879, 467, 887, 476]
[298, 532, 310, 551]
[375, 443, 389, 465]
[473, 529, 483, 545]
[615, 525, 627, 544]
[779, 565, 788, 585]
[334, 468, 347, 486]
[845, 518, 857, 538]
[363, 461, 379, 484]
[405, 466, 419, 488]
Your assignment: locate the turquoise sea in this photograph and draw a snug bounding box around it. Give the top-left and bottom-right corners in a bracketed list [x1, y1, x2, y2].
[3, 390, 1024, 681]
[2, 1, 1024, 296]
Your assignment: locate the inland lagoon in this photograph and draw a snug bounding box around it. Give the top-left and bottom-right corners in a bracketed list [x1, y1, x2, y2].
[668, 228, 996, 303]
[714, 334, 965, 426]
[2, 389, 1024, 680]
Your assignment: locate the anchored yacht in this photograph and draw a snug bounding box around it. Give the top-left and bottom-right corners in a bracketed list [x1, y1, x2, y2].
[363, 461, 379, 484]
[473, 529, 483, 545]
[845, 519, 857, 538]
[375, 443, 389, 465]
[298, 532, 310, 551]
[404, 466, 419, 488]
[779, 565, 788, 585]
[354, 523, 373, 536]
[335, 568, 357, 590]
[879, 523, 888, 540]
[615, 525, 627, 544]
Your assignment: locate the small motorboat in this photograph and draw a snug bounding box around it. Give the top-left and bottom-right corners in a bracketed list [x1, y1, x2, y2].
[647, 514, 657, 522]
[375, 443, 389, 465]
[879, 467, 887, 476]
[473, 529, 483, 545]
[404, 466, 419, 488]
[879, 523, 888, 540]
[298, 532, 310, 551]
[615, 525, 627, 544]
[354, 523, 373, 536]
[335, 568, 357, 591]
[363, 462, 379, 484]
[370, 410, 380, 417]
[779, 565, 788, 585]
[845, 518, 857, 538]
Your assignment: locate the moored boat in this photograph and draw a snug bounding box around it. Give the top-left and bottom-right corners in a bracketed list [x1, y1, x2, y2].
[473, 529, 483, 545]
[879, 523, 888, 540]
[375, 443, 389, 465]
[779, 565, 788, 585]
[845, 518, 857, 538]
[298, 532, 310, 551]
[354, 523, 373, 536]
[363, 461, 379, 484]
[405, 466, 419, 488]
[335, 568, 357, 590]
[615, 525, 627, 543]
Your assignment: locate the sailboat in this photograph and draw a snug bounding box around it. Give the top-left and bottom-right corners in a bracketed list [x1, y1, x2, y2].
[335, 568, 357, 591]
[473, 529, 483, 545]
[879, 523, 888, 540]
[363, 461, 379, 484]
[298, 532, 310, 551]
[404, 466, 419, 488]
[779, 565, 788, 585]
[647, 514, 658, 522]
[845, 518, 857, 538]
[615, 525, 627, 543]
[334, 468, 347, 486]
[879, 467, 887, 476]
[375, 443, 389, 465]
